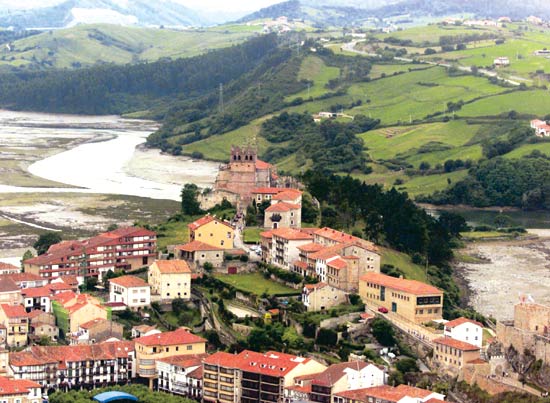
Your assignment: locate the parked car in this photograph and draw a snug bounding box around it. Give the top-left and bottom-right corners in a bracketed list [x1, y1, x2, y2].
[378, 307, 389, 314]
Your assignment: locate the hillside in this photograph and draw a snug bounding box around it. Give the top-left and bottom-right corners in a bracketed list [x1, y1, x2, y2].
[0, 0, 211, 29]
[0, 24, 261, 70]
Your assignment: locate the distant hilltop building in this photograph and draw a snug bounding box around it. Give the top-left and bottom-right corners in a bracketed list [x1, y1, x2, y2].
[200, 145, 300, 210]
[493, 56, 510, 67]
[527, 15, 544, 25]
[531, 119, 550, 137]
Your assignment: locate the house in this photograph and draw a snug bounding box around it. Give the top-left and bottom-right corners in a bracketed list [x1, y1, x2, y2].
[269, 228, 314, 269]
[175, 241, 225, 269]
[148, 260, 192, 301]
[51, 292, 108, 337]
[359, 273, 444, 324]
[252, 187, 301, 204]
[0, 304, 28, 347]
[131, 324, 160, 339]
[0, 278, 22, 306]
[493, 57, 510, 67]
[444, 317, 483, 348]
[0, 262, 20, 275]
[9, 340, 135, 388]
[1, 273, 48, 289]
[156, 354, 207, 399]
[21, 286, 53, 313]
[333, 384, 445, 403]
[109, 275, 151, 310]
[527, 15, 543, 25]
[71, 317, 123, 345]
[264, 201, 302, 229]
[188, 215, 234, 250]
[135, 328, 206, 386]
[302, 283, 348, 311]
[432, 337, 481, 377]
[203, 350, 327, 403]
[530, 119, 550, 137]
[309, 361, 387, 402]
[23, 227, 157, 280]
[50, 275, 80, 291]
[0, 376, 42, 403]
[29, 321, 59, 343]
[498, 16, 512, 23]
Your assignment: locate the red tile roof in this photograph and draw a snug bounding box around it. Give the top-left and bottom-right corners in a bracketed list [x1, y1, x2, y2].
[175, 240, 223, 252]
[51, 291, 77, 306]
[252, 187, 287, 195]
[304, 282, 328, 291]
[188, 215, 233, 231]
[293, 260, 308, 269]
[327, 258, 348, 270]
[135, 328, 206, 346]
[312, 361, 369, 386]
[314, 227, 379, 252]
[297, 243, 325, 253]
[80, 318, 109, 329]
[58, 275, 79, 287]
[260, 230, 274, 239]
[255, 159, 273, 170]
[360, 273, 443, 296]
[309, 244, 345, 260]
[0, 277, 19, 293]
[157, 353, 207, 367]
[265, 202, 301, 213]
[270, 228, 314, 241]
[272, 189, 302, 201]
[188, 366, 203, 379]
[2, 272, 42, 283]
[152, 260, 192, 274]
[22, 286, 52, 298]
[27, 310, 48, 319]
[203, 351, 236, 367]
[334, 385, 435, 403]
[0, 376, 41, 395]
[433, 337, 480, 351]
[0, 262, 19, 272]
[445, 317, 483, 329]
[109, 275, 149, 288]
[47, 282, 73, 292]
[0, 304, 27, 318]
[467, 358, 488, 365]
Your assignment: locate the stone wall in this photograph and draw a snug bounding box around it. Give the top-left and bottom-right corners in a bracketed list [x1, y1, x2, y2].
[463, 362, 520, 395]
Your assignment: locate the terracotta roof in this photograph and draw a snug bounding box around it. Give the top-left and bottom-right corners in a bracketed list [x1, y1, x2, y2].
[203, 351, 236, 367]
[152, 260, 192, 274]
[48, 282, 72, 292]
[0, 376, 41, 395]
[175, 240, 223, 252]
[334, 385, 435, 403]
[22, 286, 52, 298]
[286, 384, 312, 393]
[260, 230, 274, 239]
[312, 361, 369, 386]
[314, 227, 379, 252]
[270, 228, 314, 241]
[433, 337, 480, 351]
[188, 215, 233, 231]
[2, 272, 42, 283]
[297, 243, 325, 253]
[51, 291, 77, 306]
[109, 275, 149, 288]
[80, 318, 109, 330]
[272, 189, 302, 201]
[135, 328, 206, 346]
[0, 262, 19, 272]
[188, 366, 203, 379]
[293, 260, 308, 269]
[255, 159, 273, 170]
[467, 358, 488, 365]
[0, 304, 27, 318]
[445, 317, 483, 329]
[265, 202, 301, 213]
[252, 187, 287, 195]
[360, 273, 443, 296]
[0, 277, 19, 293]
[309, 244, 345, 260]
[304, 282, 328, 291]
[327, 258, 348, 270]
[360, 312, 374, 320]
[59, 275, 79, 287]
[157, 353, 207, 367]
[27, 310, 47, 319]
[424, 399, 446, 403]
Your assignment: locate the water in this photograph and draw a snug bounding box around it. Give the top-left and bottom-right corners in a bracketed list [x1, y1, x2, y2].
[0, 110, 219, 201]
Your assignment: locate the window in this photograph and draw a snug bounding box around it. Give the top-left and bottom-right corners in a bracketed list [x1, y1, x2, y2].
[221, 240, 224, 246]
[187, 345, 193, 350]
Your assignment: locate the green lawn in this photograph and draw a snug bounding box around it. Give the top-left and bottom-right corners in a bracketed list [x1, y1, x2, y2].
[374, 24, 503, 45]
[214, 273, 299, 296]
[460, 89, 550, 117]
[243, 227, 263, 243]
[504, 142, 550, 158]
[285, 55, 340, 101]
[369, 63, 422, 79]
[379, 247, 428, 282]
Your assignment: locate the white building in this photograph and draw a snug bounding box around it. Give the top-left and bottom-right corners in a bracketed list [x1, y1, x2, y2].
[493, 56, 510, 66]
[109, 275, 151, 310]
[156, 354, 206, 399]
[270, 228, 314, 269]
[444, 317, 483, 348]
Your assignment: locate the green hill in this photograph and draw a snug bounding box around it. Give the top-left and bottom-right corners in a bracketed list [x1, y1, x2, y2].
[0, 23, 262, 70]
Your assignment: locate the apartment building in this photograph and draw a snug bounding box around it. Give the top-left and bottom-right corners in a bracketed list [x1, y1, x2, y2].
[135, 328, 206, 385]
[0, 304, 28, 347]
[443, 317, 484, 348]
[0, 376, 42, 403]
[188, 215, 234, 250]
[203, 350, 326, 403]
[9, 340, 135, 388]
[156, 354, 207, 399]
[359, 273, 444, 324]
[333, 384, 445, 403]
[269, 228, 314, 269]
[148, 260, 192, 300]
[433, 337, 481, 377]
[0, 273, 48, 289]
[23, 227, 157, 280]
[108, 275, 151, 310]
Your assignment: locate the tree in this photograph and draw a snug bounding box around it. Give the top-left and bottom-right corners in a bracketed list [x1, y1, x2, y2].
[33, 232, 62, 255]
[316, 328, 337, 346]
[395, 357, 419, 373]
[21, 250, 33, 269]
[424, 48, 437, 55]
[438, 211, 468, 236]
[419, 161, 431, 171]
[370, 317, 396, 346]
[172, 298, 186, 315]
[181, 183, 203, 215]
[203, 262, 214, 273]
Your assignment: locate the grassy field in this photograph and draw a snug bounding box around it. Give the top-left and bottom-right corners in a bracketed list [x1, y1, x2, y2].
[369, 63, 423, 79]
[379, 246, 428, 282]
[285, 55, 340, 102]
[0, 23, 261, 70]
[374, 24, 503, 45]
[243, 227, 263, 243]
[214, 272, 299, 296]
[459, 89, 550, 117]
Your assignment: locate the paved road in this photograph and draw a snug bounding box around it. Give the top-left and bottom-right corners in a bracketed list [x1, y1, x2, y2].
[340, 41, 521, 86]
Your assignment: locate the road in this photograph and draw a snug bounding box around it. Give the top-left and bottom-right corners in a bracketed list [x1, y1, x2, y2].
[340, 41, 521, 86]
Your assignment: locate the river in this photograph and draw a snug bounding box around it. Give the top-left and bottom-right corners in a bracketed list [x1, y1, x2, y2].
[0, 110, 219, 201]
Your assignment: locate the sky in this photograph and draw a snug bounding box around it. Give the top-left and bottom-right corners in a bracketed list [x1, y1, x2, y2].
[0, 0, 284, 13]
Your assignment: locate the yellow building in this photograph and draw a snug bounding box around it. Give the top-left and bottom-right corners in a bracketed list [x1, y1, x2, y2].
[148, 260, 192, 300]
[433, 337, 481, 377]
[135, 328, 206, 386]
[188, 215, 234, 250]
[0, 304, 29, 348]
[51, 292, 108, 335]
[359, 273, 443, 324]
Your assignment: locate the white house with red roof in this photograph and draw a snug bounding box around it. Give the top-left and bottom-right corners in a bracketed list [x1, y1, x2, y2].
[108, 275, 151, 310]
[333, 384, 445, 403]
[531, 119, 550, 137]
[0, 262, 20, 275]
[21, 286, 53, 313]
[0, 376, 42, 403]
[268, 228, 314, 269]
[156, 353, 208, 399]
[444, 317, 483, 348]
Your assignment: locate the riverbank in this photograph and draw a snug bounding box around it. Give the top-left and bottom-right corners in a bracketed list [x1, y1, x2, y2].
[454, 232, 550, 321]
